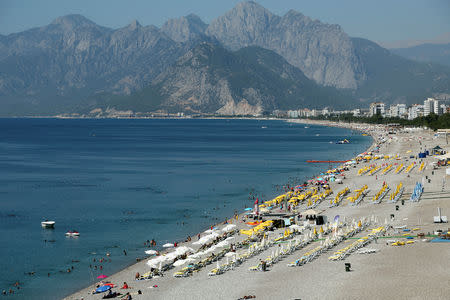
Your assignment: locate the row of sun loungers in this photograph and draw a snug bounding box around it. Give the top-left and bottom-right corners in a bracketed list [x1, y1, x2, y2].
[328, 226, 386, 261]
[372, 184, 390, 204]
[348, 185, 369, 206]
[404, 162, 416, 173]
[306, 188, 332, 209]
[387, 182, 404, 203]
[288, 219, 372, 267]
[409, 182, 423, 202]
[329, 187, 350, 207]
[381, 164, 392, 175]
[418, 161, 425, 172]
[210, 226, 307, 276]
[394, 163, 404, 174]
[250, 224, 340, 271]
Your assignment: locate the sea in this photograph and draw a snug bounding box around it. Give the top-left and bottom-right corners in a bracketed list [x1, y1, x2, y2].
[0, 118, 372, 299]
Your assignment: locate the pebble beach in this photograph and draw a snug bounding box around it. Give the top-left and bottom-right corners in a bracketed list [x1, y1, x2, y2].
[66, 119, 450, 300]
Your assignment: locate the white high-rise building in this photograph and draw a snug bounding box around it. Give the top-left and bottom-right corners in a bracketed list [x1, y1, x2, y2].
[423, 98, 434, 116]
[388, 104, 407, 118]
[398, 104, 407, 117]
[408, 104, 424, 120]
[389, 105, 398, 117]
[408, 104, 425, 120]
[369, 102, 385, 116]
[433, 100, 442, 115]
[423, 97, 444, 116]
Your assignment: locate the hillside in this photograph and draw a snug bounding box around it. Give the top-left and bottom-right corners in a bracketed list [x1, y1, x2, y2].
[92, 43, 354, 115]
[391, 43, 450, 67]
[352, 38, 450, 104]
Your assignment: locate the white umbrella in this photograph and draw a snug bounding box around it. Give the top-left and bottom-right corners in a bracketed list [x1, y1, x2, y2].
[221, 224, 237, 233]
[163, 243, 174, 248]
[185, 258, 196, 264]
[173, 259, 187, 267]
[225, 236, 235, 241]
[174, 246, 193, 255]
[225, 252, 236, 257]
[189, 251, 205, 259]
[216, 240, 229, 248]
[145, 250, 158, 255]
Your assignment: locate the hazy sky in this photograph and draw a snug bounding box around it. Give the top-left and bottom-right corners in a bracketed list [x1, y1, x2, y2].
[1, 0, 449, 45]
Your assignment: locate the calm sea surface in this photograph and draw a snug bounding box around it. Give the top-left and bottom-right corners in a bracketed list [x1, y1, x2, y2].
[0, 118, 371, 299]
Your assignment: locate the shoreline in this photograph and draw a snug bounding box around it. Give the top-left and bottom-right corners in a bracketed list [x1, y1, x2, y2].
[64, 119, 377, 299]
[65, 118, 450, 300]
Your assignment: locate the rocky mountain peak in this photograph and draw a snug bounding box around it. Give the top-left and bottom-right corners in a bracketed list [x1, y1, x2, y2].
[50, 14, 97, 30]
[161, 13, 207, 42]
[127, 19, 142, 30]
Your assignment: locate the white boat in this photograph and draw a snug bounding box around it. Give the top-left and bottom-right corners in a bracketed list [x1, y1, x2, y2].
[41, 221, 55, 228]
[65, 230, 80, 237]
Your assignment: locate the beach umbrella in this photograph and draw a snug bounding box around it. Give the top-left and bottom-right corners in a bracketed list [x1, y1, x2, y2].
[145, 250, 158, 255]
[96, 274, 108, 279]
[95, 285, 111, 293]
[163, 243, 174, 248]
[216, 240, 229, 248]
[222, 224, 237, 233]
[244, 208, 252, 211]
[225, 252, 236, 257]
[173, 259, 187, 267]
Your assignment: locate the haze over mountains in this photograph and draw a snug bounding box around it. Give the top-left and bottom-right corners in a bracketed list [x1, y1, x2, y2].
[391, 43, 450, 67]
[1, 1, 450, 116]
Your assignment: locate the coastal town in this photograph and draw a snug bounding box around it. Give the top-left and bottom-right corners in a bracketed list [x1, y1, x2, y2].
[55, 97, 450, 120]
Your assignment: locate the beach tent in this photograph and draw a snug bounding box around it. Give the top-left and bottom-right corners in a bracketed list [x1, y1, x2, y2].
[145, 250, 158, 255]
[432, 146, 445, 155]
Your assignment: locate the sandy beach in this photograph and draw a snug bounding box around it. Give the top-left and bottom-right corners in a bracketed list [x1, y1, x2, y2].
[65, 119, 450, 300]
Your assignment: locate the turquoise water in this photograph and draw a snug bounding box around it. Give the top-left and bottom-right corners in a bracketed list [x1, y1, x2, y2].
[0, 118, 371, 299]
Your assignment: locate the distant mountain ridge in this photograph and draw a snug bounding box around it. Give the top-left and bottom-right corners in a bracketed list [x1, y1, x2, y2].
[0, 1, 450, 116]
[391, 43, 450, 67]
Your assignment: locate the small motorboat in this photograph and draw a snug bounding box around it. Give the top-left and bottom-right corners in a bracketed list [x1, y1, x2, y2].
[41, 220, 55, 228]
[65, 230, 80, 237]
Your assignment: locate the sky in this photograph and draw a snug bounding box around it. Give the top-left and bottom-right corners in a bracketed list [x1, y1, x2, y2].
[1, 0, 450, 47]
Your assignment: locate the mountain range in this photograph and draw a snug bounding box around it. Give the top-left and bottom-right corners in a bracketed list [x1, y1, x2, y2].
[391, 43, 450, 67]
[1, 1, 450, 116]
